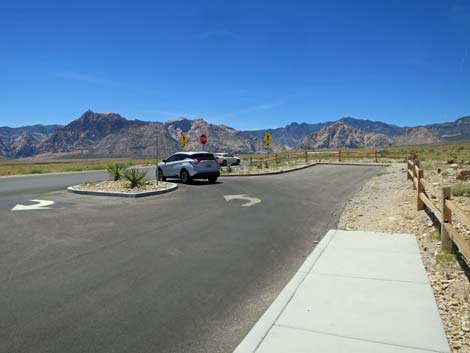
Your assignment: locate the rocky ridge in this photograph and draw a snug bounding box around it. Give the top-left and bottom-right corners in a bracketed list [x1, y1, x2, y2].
[0, 111, 467, 159]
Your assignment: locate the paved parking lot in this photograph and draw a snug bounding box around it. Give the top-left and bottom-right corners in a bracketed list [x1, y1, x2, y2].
[0, 165, 380, 353]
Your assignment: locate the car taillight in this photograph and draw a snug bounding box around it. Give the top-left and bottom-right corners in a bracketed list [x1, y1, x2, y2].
[190, 159, 200, 165]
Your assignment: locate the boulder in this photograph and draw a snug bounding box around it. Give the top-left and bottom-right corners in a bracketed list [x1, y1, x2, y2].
[457, 170, 470, 181]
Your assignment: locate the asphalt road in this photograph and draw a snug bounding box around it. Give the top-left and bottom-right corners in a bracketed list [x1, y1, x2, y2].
[0, 165, 380, 353]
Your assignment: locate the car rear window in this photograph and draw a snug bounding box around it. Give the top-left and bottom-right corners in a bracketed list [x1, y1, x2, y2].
[191, 153, 216, 160]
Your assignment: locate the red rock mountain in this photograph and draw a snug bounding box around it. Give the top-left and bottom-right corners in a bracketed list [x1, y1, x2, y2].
[298, 122, 394, 149]
[0, 110, 464, 159]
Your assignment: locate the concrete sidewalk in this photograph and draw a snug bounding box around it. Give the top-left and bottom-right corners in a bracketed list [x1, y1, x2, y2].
[234, 230, 450, 353]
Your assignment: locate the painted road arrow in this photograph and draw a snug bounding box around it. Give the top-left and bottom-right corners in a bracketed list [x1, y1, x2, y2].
[11, 199, 55, 211]
[224, 194, 261, 207]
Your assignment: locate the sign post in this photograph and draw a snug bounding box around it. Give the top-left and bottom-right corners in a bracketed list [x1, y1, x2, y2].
[155, 124, 160, 183]
[264, 132, 272, 164]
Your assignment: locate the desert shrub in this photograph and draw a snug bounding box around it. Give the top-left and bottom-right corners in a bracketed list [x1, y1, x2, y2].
[107, 163, 126, 181]
[428, 231, 441, 241]
[123, 168, 148, 188]
[452, 183, 470, 197]
[436, 252, 456, 264]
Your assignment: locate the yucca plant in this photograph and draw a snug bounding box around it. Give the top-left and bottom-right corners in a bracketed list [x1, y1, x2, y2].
[107, 163, 126, 181]
[123, 168, 148, 188]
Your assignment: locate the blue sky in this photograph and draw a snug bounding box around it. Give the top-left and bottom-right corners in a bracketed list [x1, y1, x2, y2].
[1, 0, 470, 130]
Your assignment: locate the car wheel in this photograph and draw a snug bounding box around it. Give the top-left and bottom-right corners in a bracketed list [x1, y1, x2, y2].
[180, 169, 191, 184]
[208, 176, 218, 183]
[157, 168, 166, 181]
[235, 159, 240, 165]
[221, 160, 227, 167]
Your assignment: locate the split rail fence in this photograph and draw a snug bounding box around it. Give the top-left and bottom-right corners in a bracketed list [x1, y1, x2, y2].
[247, 149, 406, 166]
[407, 158, 470, 263]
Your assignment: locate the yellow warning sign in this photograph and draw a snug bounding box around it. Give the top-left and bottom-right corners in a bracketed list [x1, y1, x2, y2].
[180, 134, 188, 147]
[263, 132, 272, 146]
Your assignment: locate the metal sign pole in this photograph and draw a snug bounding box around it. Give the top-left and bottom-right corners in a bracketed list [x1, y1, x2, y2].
[155, 124, 159, 184]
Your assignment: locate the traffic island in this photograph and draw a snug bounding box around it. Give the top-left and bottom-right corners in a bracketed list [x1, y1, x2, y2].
[67, 180, 178, 198]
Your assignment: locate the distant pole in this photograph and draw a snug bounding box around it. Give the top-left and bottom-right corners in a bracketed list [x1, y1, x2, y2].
[155, 124, 159, 183]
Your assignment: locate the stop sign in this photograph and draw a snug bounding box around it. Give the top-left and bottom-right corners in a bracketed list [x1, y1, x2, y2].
[200, 134, 207, 145]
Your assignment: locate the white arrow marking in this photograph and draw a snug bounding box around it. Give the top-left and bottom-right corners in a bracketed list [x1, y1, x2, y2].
[224, 194, 261, 207]
[11, 199, 55, 211]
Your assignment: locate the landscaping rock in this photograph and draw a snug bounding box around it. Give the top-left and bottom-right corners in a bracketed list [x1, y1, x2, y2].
[457, 170, 470, 181]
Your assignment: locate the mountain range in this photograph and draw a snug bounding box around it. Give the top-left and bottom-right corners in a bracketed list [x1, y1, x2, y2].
[1, 110, 469, 159]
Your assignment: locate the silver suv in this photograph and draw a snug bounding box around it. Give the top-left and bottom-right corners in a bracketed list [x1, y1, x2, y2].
[157, 152, 220, 184]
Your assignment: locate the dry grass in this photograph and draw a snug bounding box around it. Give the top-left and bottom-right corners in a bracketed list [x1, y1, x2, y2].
[2, 141, 470, 176]
[238, 142, 470, 164]
[0, 158, 155, 176]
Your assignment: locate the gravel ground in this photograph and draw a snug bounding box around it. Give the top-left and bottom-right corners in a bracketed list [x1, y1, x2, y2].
[338, 163, 470, 353]
[74, 180, 172, 193]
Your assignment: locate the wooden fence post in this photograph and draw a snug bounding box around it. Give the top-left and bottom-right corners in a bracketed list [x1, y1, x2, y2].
[375, 149, 378, 163]
[407, 160, 412, 181]
[417, 169, 424, 211]
[441, 186, 453, 253]
[304, 151, 308, 163]
[249, 157, 252, 167]
[412, 162, 417, 190]
[275, 153, 278, 163]
[338, 150, 341, 162]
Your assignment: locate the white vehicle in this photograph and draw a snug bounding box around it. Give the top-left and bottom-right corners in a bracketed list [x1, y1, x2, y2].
[214, 153, 241, 166]
[157, 152, 220, 184]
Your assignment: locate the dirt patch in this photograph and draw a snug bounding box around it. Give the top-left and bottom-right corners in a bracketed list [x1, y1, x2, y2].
[339, 163, 470, 352]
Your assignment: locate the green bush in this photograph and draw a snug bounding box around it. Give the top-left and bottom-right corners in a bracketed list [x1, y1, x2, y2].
[107, 163, 126, 181]
[123, 168, 148, 188]
[452, 183, 470, 197]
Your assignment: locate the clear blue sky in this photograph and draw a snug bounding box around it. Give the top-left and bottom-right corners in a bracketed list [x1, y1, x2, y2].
[1, 0, 470, 130]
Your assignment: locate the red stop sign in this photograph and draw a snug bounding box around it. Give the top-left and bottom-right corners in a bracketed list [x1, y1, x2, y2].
[200, 134, 207, 145]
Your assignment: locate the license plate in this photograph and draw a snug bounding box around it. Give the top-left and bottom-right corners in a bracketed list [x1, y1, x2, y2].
[205, 163, 211, 167]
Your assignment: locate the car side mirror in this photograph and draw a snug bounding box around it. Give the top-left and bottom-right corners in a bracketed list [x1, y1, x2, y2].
[162, 159, 167, 163]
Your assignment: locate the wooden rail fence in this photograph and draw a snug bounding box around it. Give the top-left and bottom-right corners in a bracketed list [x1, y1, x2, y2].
[247, 149, 406, 166]
[407, 158, 470, 262]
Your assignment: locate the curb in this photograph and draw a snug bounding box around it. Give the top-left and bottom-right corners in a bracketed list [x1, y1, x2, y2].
[317, 161, 391, 167]
[232, 230, 337, 353]
[67, 182, 178, 198]
[221, 161, 389, 177]
[221, 163, 319, 177]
